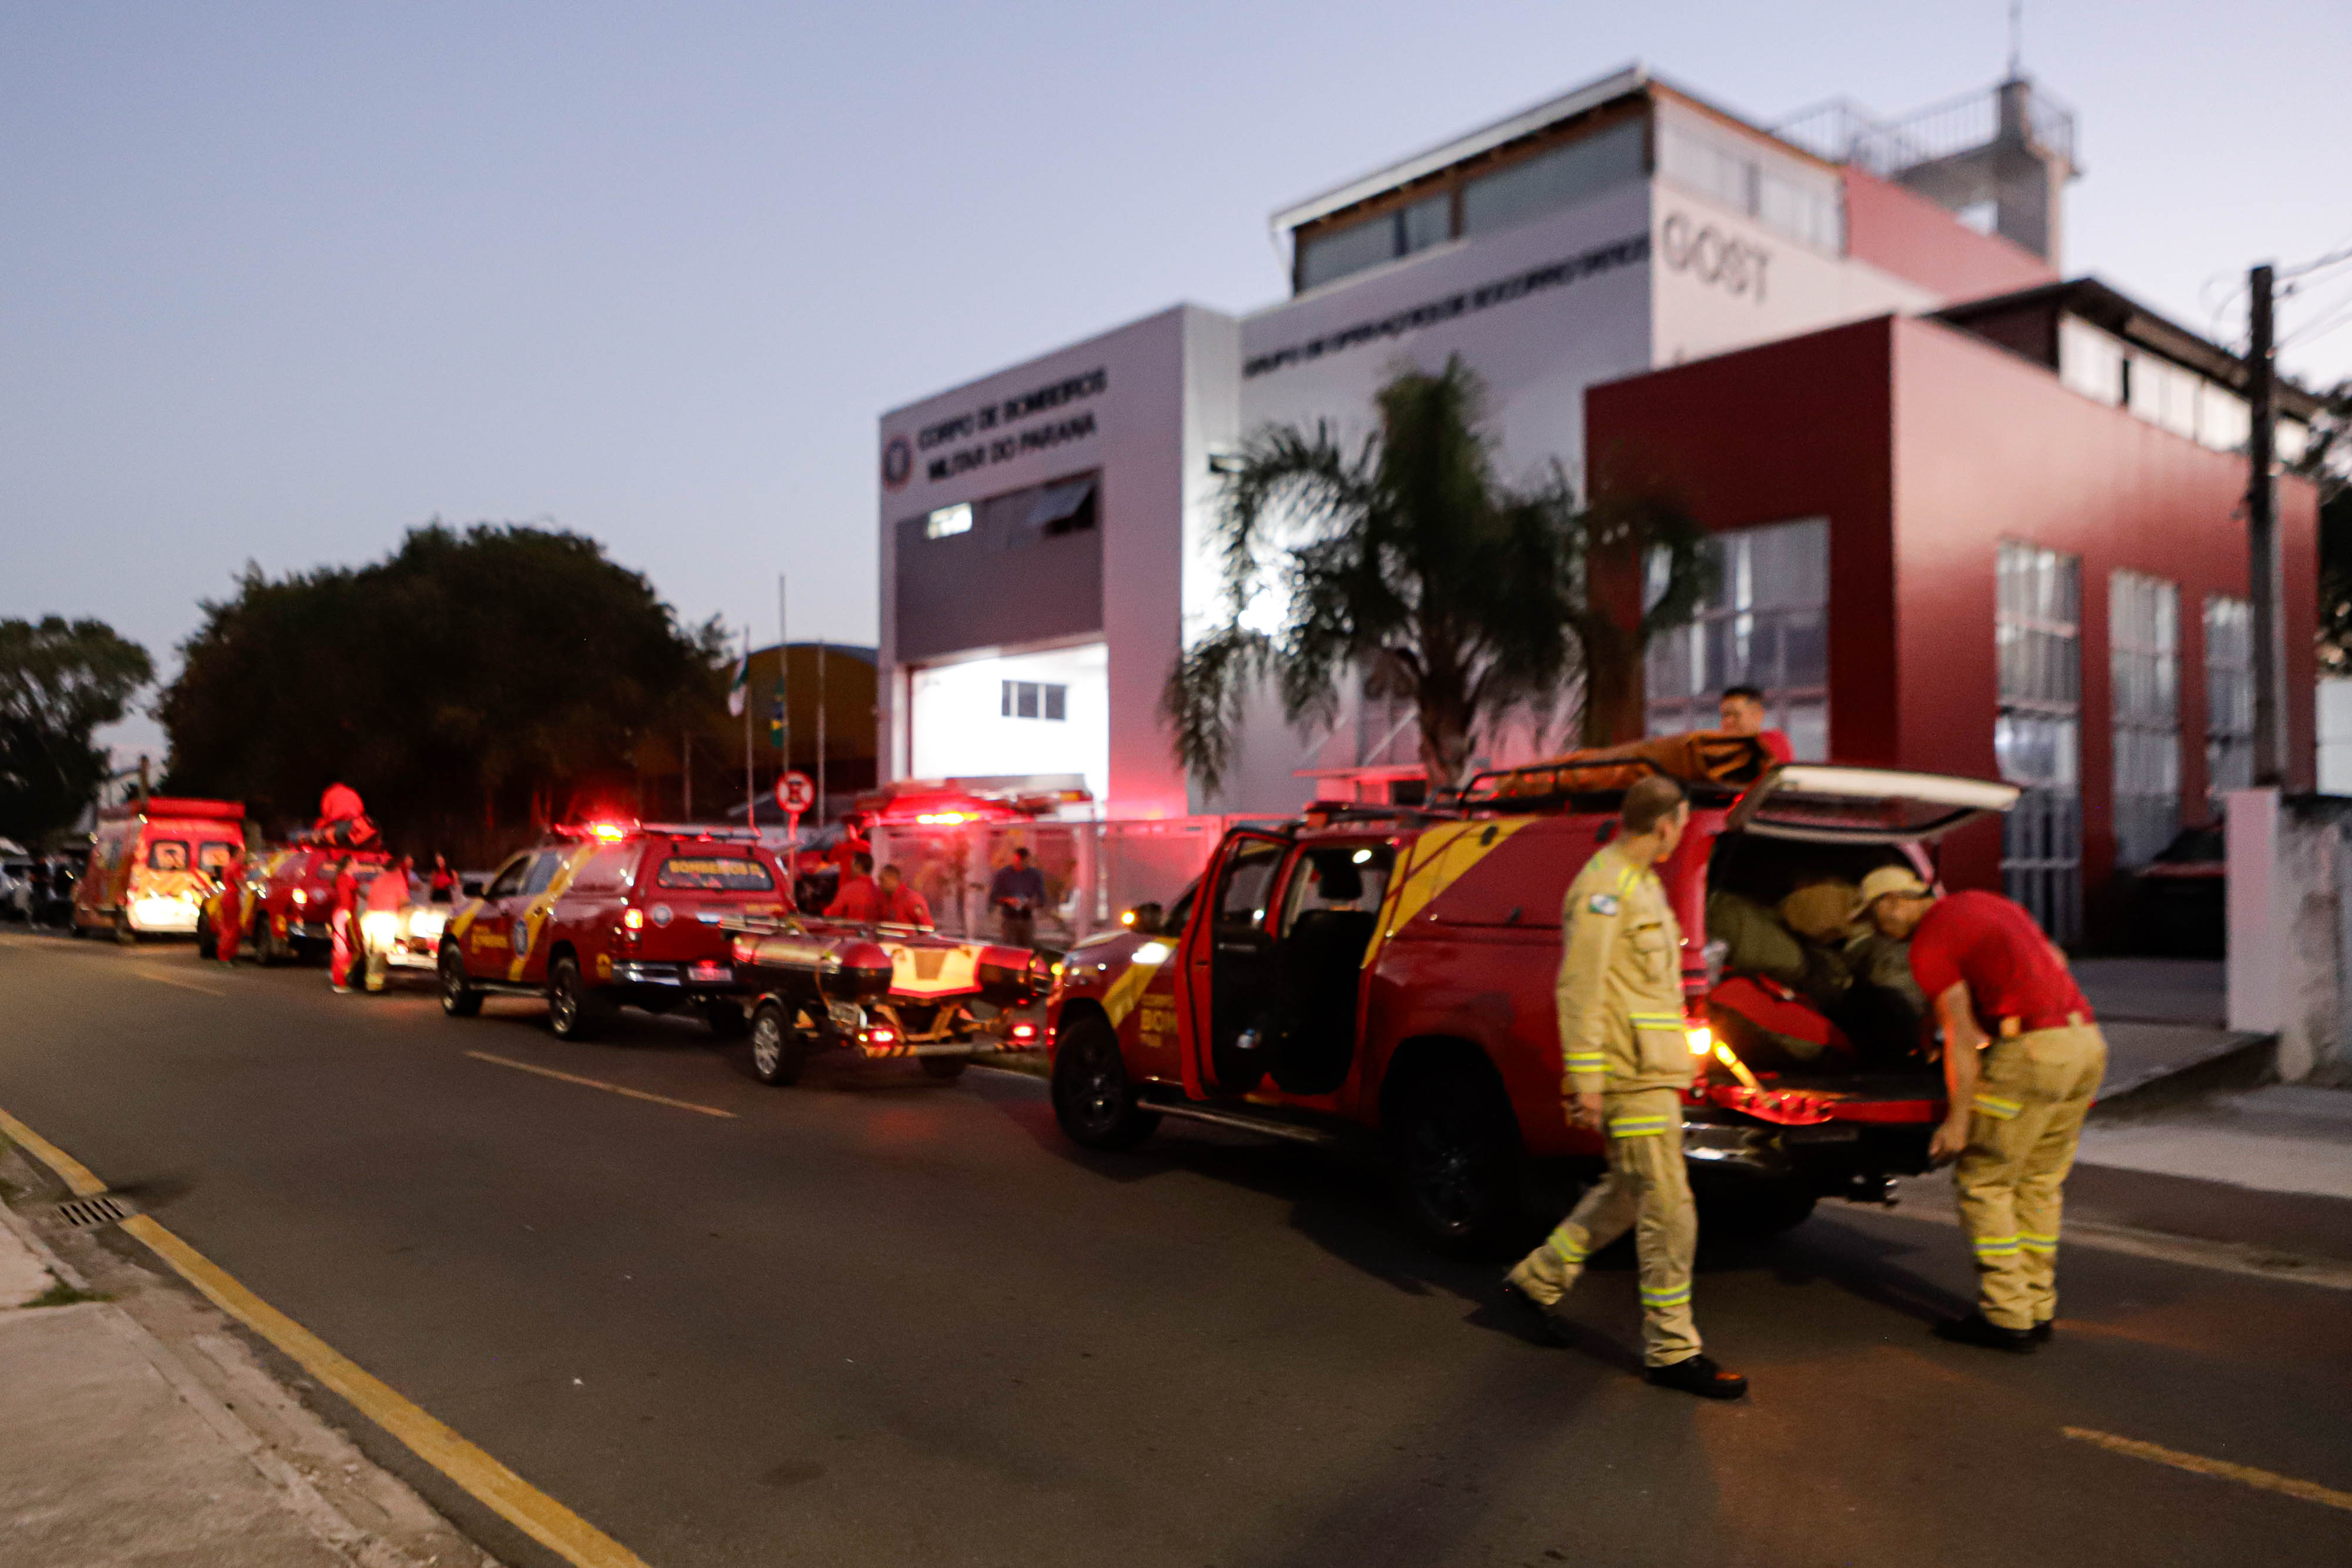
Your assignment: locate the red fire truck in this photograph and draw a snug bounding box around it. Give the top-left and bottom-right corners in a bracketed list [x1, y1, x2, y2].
[437, 823, 791, 1038]
[73, 797, 244, 944]
[1044, 743, 2016, 1251]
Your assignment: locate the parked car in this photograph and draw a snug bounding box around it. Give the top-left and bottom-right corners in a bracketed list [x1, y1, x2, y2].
[1045, 753, 2016, 1252]
[437, 823, 791, 1038]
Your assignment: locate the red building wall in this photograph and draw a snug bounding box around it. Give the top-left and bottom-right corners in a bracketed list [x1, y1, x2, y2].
[1588, 313, 2318, 931]
[1841, 168, 2057, 304]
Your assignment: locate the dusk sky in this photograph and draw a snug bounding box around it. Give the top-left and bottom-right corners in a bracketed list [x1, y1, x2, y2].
[5, 1, 2347, 761]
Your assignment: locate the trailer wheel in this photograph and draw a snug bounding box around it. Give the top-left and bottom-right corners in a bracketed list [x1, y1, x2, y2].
[749, 1001, 808, 1086]
[1051, 1015, 1158, 1151]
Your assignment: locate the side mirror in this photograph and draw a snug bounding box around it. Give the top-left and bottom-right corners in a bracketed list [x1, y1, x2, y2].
[461, 879, 485, 899]
[1121, 902, 1164, 936]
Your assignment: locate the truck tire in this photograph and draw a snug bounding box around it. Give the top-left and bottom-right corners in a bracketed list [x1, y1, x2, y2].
[547, 956, 611, 1041]
[919, 1054, 969, 1082]
[1051, 1015, 1159, 1151]
[193, 912, 213, 957]
[749, 1001, 808, 1085]
[114, 912, 137, 947]
[1392, 1062, 1525, 1257]
[437, 942, 482, 1017]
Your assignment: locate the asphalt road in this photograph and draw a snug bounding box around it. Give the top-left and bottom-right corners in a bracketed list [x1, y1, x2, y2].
[4, 928, 2349, 1568]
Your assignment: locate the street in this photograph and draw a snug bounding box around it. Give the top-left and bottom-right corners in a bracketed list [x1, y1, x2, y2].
[4, 928, 2350, 1568]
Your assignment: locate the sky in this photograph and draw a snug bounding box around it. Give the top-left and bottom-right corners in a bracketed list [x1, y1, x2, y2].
[5, 1, 2348, 763]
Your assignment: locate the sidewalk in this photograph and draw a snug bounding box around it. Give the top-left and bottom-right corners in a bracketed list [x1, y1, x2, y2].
[0, 1176, 495, 1566]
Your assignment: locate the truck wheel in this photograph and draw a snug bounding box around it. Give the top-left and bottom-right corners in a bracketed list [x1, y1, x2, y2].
[114, 912, 137, 947]
[1051, 1015, 1159, 1151]
[919, 1054, 969, 1082]
[749, 1001, 808, 1085]
[703, 999, 750, 1038]
[437, 942, 482, 1017]
[547, 956, 610, 1040]
[1392, 1064, 1524, 1256]
[193, 913, 213, 957]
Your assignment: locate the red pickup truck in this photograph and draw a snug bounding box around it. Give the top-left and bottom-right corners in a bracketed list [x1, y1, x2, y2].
[438, 824, 790, 1038]
[1044, 758, 2016, 1252]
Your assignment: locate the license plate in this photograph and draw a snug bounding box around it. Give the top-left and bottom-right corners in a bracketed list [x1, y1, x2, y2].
[688, 960, 729, 983]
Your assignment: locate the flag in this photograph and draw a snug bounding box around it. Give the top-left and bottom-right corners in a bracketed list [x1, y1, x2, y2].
[726, 646, 749, 716]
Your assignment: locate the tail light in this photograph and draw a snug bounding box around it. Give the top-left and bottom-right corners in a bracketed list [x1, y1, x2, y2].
[1008, 1020, 1040, 1045]
[731, 935, 757, 964]
[623, 908, 644, 931]
[862, 1025, 899, 1047]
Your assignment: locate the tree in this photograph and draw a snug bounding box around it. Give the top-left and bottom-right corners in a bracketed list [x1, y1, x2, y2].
[2298, 381, 2352, 673]
[0, 617, 153, 843]
[157, 523, 728, 860]
[1164, 357, 1711, 796]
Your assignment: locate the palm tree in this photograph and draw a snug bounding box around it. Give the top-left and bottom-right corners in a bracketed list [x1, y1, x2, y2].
[1164, 357, 1711, 797]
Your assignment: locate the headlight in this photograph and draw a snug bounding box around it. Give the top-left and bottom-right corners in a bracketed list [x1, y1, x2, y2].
[1131, 940, 1174, 965]
[291, 889, 308, 907]
[408, 909, 446, 941]
[360, 911, 398, 945]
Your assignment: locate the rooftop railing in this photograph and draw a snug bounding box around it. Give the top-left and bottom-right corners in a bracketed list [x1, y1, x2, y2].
[1773, 79, 2076, 178]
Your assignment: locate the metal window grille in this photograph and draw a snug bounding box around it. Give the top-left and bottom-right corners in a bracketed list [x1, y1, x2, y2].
[2204, 596, 2254, 807]
[2109, 570, 2180, 867]
[1997, 541, 2082, 941]
[1644, 517, 1830, 760]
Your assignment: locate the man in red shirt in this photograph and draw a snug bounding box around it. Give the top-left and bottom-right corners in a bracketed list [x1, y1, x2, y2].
[826, 851, 882, 921]
[1860, 867, 2106, 1352]
[876, 864, 932, 928]
[1718, 686, 1795, 764]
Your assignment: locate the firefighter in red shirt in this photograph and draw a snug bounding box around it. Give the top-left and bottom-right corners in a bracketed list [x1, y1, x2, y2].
[826, 852, 882, 921]
[328, 857, 361, 993]
[1860, 867, 2107, 1352]
[876, 863, 933, 928]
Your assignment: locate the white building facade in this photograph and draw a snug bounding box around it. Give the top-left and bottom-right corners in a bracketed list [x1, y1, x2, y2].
[876, 66, 2063, 818]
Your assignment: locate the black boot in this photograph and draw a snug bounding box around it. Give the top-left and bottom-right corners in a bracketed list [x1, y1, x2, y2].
[1935, 1312, 2037, 1353]
[1645, 1355, 1748, 1400]
[2028, 1320, 2054, 1343]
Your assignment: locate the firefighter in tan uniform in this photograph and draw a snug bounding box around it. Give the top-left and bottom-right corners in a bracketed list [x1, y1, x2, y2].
[1506, 774, 1748, 1400]
[1861, 867, 2106, 1351]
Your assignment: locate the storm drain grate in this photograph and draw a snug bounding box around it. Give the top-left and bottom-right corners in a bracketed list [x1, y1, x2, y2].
[54, 1196, 129, 1229]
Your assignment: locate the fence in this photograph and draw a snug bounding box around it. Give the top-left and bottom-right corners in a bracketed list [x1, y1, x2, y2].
[869, 815, 1276, 951]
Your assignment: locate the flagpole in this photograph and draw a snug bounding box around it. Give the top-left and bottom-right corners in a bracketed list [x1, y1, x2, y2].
[777, 575, 790, 848]
[743, 626, 756, 832]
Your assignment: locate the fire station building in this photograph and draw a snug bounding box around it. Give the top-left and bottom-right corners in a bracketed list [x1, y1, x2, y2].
[874, 64, 2320, 941]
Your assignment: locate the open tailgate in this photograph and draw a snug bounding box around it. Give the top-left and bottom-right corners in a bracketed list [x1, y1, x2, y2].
[1725, 764, 2017, 844]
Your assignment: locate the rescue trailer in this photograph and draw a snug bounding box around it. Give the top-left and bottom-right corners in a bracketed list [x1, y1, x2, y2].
[729, 918, 1053, 1084]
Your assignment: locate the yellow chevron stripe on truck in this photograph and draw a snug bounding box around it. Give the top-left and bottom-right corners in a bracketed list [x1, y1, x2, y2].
[1360, 817, 1535, 971]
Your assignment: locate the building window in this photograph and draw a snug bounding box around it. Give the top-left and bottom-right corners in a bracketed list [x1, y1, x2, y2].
[1296, 192, 1460, 291]
[1001, 681, 1067, 721]
[1461, 119, 1646, 240]
[1656, 111, 1842, 252]
[1996, 541, 2082, 942]
[1645, 517, 1830, 759]
[2205, 595, 2254, 806]
[925, 503, 973, 539]
[2109, 570, 2180, 867]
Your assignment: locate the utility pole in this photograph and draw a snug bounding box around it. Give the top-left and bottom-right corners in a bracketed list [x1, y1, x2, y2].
[2247, 262, 2284, 787]
[777, 575, 791, 842]
[742, 626, 756, 831]
[816, 641, 828, 825]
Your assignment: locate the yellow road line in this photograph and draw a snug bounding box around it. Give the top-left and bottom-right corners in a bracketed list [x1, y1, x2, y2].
[0, 1108, 110, 1196]
[2063, 1426, 2352, 1514]
[140, 968, 228, 997]
[0, 1104, 656, 1568]
[465, 1051, 736, 1119]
